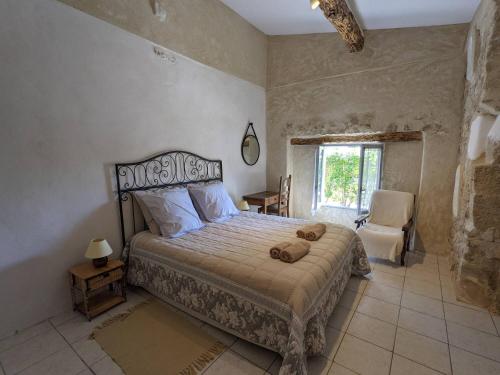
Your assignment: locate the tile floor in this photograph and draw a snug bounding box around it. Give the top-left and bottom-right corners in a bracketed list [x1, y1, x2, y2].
[1, 252, 500, 375]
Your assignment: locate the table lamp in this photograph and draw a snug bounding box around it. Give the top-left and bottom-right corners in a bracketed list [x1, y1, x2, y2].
[237, 200, 250, 211]
[85, 239, 113, 268]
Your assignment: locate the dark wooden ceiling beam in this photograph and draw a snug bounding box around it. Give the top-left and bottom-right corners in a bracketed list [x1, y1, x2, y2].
[318, 0, 364, 52]
[290, 132, 423, 145]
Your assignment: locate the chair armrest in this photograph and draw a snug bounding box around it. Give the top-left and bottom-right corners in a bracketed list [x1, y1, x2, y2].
[402, 218, 413, 232]
[354, 214, 370, 229]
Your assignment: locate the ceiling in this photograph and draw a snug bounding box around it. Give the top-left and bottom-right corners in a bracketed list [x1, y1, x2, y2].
[220, 0, 480, 35]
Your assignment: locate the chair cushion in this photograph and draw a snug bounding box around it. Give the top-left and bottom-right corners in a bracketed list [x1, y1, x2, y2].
[370, 190, 414, 228]
[357, 223, 404, 263]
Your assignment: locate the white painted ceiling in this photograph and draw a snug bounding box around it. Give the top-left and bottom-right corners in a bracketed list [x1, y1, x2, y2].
[220, 0, 480, 35]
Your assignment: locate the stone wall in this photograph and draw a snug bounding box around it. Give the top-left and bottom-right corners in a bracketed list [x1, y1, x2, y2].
[267, 25, 467, 255]
[452, 0, 500, 312]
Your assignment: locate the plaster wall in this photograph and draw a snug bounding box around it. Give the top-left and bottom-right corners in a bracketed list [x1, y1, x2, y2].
[57, 0, 268, 88]
[0, 0, 266, 336]
[267, 25, 467, 255]
[452, 0, 500, 312]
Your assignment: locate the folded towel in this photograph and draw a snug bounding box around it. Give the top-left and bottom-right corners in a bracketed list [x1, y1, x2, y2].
[297, 223, 327, 241]
[270, 241, 292, 259]
[280, 241, 311, 263]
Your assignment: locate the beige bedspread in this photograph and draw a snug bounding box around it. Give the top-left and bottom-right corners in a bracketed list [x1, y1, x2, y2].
[130, 212, 360, 319]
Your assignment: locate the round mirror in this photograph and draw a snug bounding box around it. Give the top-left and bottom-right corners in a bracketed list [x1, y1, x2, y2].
[242, 135, 260, 166]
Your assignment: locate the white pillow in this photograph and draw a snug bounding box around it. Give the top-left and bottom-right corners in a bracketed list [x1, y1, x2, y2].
[134, 189, 204, 238]
[133, 192, 161, 235]
[188, 183, 239, 223]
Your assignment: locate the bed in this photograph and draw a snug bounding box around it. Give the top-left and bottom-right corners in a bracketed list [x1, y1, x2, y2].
[115, 151, 371, 375]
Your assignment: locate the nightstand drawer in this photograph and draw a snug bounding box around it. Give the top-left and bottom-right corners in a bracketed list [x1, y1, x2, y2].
[87, 268, 123, 290]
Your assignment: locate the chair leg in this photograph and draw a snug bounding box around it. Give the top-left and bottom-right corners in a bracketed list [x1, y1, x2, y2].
[400, 248, 406, 266]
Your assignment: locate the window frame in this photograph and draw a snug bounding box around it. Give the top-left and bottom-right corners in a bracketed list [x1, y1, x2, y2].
[315, 143, 384, 213]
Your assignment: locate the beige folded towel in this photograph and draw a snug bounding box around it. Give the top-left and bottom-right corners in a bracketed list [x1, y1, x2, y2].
[270, 241, 292, 259]
[280, 241, 311, 263]
[297, 223, 327, 241]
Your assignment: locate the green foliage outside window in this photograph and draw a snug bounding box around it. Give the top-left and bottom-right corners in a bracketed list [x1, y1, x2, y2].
[324, 153, 360, 207]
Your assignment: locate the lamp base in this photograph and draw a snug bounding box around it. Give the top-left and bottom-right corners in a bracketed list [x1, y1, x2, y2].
[92, 256, 108, 268]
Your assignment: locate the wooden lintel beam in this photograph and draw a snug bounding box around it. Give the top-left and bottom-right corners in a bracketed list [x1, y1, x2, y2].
[290, 131, 423, 145]
[319, 0, 364, 52]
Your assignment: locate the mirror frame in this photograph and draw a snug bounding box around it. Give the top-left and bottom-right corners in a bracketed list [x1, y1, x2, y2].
[241, 122, 260, 166]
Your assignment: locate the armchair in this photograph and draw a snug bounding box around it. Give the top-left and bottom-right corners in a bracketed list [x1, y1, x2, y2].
[355, 190, 415, 266]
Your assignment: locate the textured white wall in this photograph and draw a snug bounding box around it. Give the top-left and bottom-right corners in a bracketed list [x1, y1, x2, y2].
[0, 0, 266, 336]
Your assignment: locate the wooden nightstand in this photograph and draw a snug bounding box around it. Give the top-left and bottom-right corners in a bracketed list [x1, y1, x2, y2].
[69, 259, 126, 321]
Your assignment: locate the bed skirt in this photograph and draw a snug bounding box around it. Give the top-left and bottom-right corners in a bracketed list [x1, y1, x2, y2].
[126, 235, 370, 375]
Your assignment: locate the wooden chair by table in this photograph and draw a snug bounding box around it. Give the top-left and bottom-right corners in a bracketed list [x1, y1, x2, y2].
[258, 175, 292, 217]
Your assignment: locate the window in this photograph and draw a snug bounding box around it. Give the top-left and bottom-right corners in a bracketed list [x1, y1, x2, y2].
[315, 144, 383, 214]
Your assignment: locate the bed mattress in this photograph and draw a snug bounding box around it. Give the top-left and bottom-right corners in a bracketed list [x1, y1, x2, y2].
[127, 212, 370, 374]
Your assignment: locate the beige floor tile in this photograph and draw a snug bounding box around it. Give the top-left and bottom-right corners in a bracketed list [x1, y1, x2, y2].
[405, 268, 440, 285]
[346, 276, 368, 294]
[438, 262, 451, 276]
[0, 321, 52, 353]
[203, 350, 265, 375]
[439, 273, 454, 287]
[76, 369, 93, 375]
[56, 313, 111, 344]
[91, 355, 124, 375]
[328, 363, 357, 375]
[407, 254, 438, 268]
[364, 283, 402, 305]
[394, 327, 451, 374]
[401, 291, 444, 319]
[406, 263, 439, 277]
[323, 326, 344, 360]
[357, 295, 400, 325]
[441, 284, 487, 312]
[411, 251, 438, 262]
[0, 329, 68, 375]
[72, 338, 107, 366]
[370, 271, 404, 289]
[403, 278, 441, 300]
[0, 365, 4, 375]
[17, 347, 86, 375]
[306, 356, 333, 375]
[231, 339, 276, 370]
[334, 334, 392, 375]
[450, 346, 500, 375]
[390, 354, 441, 375]
[447, 322, 500, 362]
[398, 308, 447, 343]
[444, 303, 497, 335]
[373, 262, 406, 277]
[200, 324, 238, 346]
[492, 314, 500, 335]
[338, 291, 362, 310]
[267, 356, 338, 375]
[266, 358, 281, 375]
[327, 306, 355, 332]
[49, 310, 81, 327]
[347, 313, 396, 351]
[268, 356, 333, 375]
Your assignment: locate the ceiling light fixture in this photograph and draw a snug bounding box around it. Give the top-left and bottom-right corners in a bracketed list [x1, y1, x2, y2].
[310, 0, 320, 10]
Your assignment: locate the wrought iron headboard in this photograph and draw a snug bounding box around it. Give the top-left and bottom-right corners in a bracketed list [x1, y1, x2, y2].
[115, 150, 223, 247]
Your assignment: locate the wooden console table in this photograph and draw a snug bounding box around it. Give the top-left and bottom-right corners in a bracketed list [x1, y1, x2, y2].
[242, 191, 279, 214]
